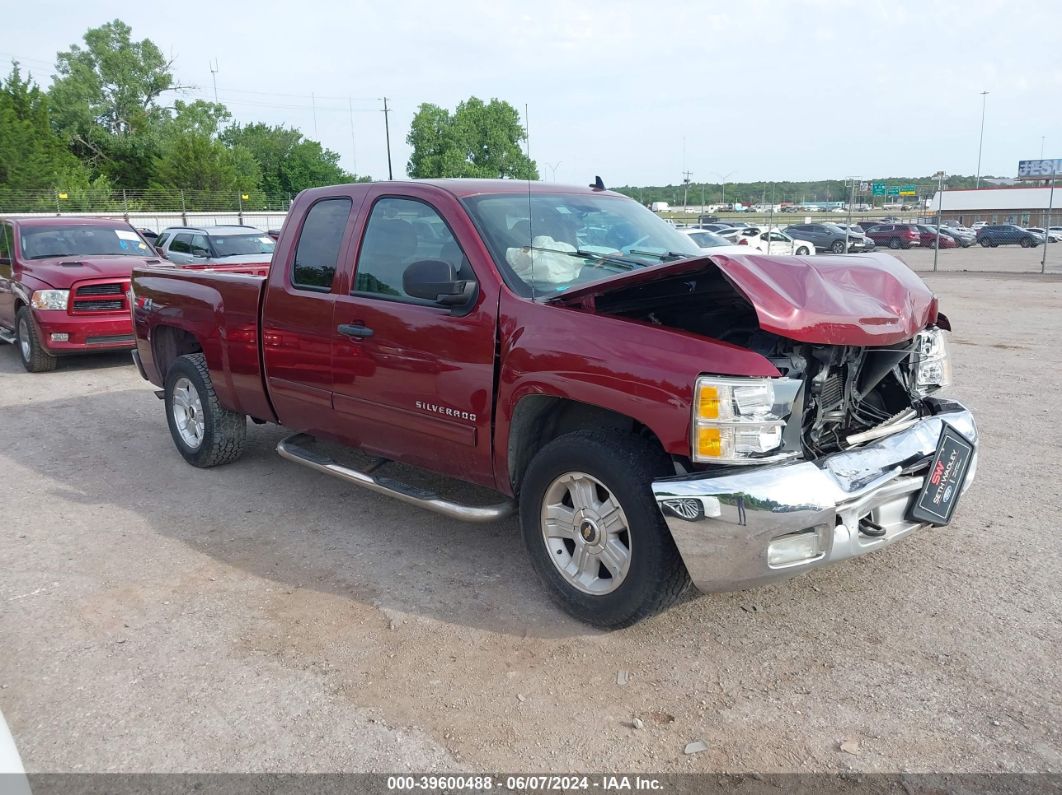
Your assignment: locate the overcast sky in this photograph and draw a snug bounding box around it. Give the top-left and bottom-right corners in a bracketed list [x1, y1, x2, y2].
[2, 0, 1060, 186]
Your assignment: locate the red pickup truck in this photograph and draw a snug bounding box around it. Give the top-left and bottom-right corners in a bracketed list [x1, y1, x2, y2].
[1, 217, 161, 372]
[130, 180, 978, 628]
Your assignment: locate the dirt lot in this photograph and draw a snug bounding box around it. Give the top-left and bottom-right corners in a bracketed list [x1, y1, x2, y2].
[1, 268, 1060, 775]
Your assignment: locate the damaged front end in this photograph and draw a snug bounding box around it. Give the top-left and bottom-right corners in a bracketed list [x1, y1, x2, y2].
[550, 252, 978, 593]
[561, 252, 954, 462]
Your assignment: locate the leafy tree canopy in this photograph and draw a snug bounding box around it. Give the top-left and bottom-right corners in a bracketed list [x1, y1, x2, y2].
[407, 97, 537, 180]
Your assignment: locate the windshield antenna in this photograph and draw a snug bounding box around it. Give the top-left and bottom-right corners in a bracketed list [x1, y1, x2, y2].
[525, 102, 535, 303]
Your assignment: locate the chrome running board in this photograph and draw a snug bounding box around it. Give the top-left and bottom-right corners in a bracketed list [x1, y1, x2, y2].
[276, 433, 514, 524]
[0, 327, 15, 344]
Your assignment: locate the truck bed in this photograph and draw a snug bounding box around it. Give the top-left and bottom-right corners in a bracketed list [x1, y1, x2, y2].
[131, 265, 275, 422]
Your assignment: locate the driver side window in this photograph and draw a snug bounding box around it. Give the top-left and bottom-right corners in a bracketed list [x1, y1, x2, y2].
[354, 198, 473, 303]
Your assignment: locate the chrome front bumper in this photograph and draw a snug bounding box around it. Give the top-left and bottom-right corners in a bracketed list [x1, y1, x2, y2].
[651, 398, 978, 593]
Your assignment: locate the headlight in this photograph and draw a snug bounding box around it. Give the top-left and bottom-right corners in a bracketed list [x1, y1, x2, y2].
[911, 327, 952, 395]
[692, 376, 801, 464]
[30, 290, 69, 310]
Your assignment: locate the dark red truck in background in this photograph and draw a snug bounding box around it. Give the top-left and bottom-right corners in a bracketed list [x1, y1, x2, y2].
[0, 217, 161, 372]
[130, 180, 978, 627]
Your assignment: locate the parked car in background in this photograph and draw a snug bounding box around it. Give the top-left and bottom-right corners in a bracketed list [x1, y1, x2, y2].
[738, 228, 816, 255]
[914, 225, 959, 249]
[975, 225, 1043, 248]
[938, 223, 976, 246]
[1025, 227, 1062, 243]
[832, 224, 875, 251]
[678, 229, 750, 254]
[971, 221, 988, 230]
[0, 217, 160, 372]
[782, 223, 869, 253]
[862, 223, 922, 250]
[694, 223, 735, 234]
[154, 225, 275, 273]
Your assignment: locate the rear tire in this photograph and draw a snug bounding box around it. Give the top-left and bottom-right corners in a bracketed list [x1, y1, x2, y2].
[830, 240, 845, 254]
[15, 308, 57, 373]
[889, 237, 902, 249]
[519, 430, 691, 629]
[164, 352, 246, 468]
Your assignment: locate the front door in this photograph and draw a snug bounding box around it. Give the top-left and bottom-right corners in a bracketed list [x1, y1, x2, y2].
[330, 194, 497, 488]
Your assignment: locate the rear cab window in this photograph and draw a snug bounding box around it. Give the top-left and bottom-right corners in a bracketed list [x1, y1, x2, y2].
[291, 198, 353, 291]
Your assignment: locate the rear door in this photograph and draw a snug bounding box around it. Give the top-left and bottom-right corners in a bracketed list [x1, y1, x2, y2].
[330, 187, 498, 487]
[166, 233, 195, 264]
[261, 196, 358, 434]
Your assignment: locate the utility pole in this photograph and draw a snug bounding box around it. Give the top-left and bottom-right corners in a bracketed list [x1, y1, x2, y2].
[845, 176, 859, 251]
[382, 97, 393, 180]
[1043, 172, 1055, 274]
[348, 98, 358, 176]
[933, 171, 945, 272]
[311, 92, 319, 138]
[682, 170, 692, 209]
[208, 59, 219, 104]
[976, 91, 989, 188]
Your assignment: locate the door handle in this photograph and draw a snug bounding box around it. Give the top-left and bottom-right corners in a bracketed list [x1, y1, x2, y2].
[337, 323, 374, 339]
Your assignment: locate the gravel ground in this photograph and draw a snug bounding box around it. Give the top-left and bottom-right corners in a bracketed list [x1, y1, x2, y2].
[0, 269, 1059, 775]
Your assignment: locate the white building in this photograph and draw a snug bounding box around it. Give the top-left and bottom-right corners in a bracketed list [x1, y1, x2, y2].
[927, 186, 1058, 227]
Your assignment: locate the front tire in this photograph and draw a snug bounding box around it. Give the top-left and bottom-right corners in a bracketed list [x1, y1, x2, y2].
[796, 246, 810, 255]
[164, 352, 246, 467]
[519, 430, 691, 629]
[15, 308, 57, 373]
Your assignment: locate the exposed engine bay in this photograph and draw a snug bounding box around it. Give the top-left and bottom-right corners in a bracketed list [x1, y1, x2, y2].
[590, 265, 942, 459]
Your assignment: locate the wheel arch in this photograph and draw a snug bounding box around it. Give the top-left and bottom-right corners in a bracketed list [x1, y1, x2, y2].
[505, 395, 670, 497]
[152, 325, 204, 381]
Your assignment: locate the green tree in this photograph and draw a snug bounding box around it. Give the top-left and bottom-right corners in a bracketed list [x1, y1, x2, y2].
[0, 63, 104, 210]
[150, 101, 261, 196]
[406, 97, 537, 179]
[49, 19, 178, 185]
[220, 122, 357, 197]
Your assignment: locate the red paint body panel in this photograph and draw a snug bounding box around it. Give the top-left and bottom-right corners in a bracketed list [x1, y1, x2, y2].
[552, 252, 937, 347]
[131, 268, 273, 421]
[129, 181, 944, 497]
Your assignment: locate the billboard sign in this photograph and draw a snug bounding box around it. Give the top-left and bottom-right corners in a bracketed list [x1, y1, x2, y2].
[1017, 159, 1062, 179]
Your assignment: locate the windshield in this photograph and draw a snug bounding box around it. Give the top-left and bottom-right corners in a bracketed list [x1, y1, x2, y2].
[209, 233, 275, 257]
[19, 224, 152, 259]
[462, 192, 702, 297]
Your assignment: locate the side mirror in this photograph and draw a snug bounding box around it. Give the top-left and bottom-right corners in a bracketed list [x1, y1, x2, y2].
[403, 260, 475, 306]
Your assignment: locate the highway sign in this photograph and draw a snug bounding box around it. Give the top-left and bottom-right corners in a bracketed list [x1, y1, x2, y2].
[886, 186, 900, 196]
[899, 185, 917, 196]
[872, 182, 886, 196]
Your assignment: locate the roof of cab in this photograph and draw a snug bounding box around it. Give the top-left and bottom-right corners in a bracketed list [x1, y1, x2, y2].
[297, 179, 626, 202]
[2, 216, 137, 228]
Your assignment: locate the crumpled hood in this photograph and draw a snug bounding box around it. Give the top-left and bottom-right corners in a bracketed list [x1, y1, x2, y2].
[550, 252, 937, 346]
[25, 255, 159, 290]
